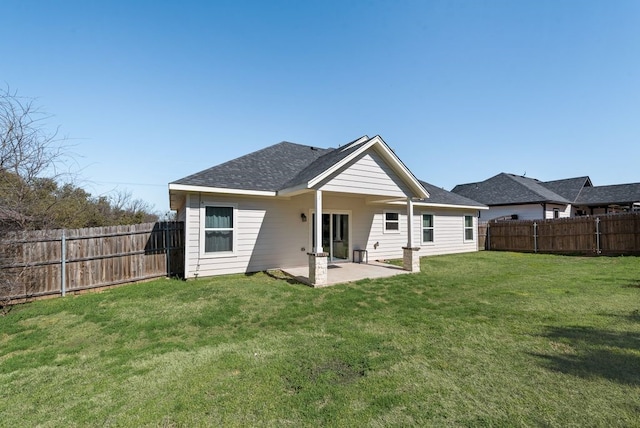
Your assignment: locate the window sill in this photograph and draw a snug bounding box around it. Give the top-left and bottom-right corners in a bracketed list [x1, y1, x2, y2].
[200, 251, 237, 259]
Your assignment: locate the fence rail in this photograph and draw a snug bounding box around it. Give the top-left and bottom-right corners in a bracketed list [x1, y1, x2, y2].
[481, 213, 640, 255]
[1, 221, 184, 302]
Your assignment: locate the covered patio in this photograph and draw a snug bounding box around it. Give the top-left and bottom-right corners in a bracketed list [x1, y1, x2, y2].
[282, 261, 411, 287]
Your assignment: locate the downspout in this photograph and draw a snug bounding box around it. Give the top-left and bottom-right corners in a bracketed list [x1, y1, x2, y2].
[183, 193, 191, 279]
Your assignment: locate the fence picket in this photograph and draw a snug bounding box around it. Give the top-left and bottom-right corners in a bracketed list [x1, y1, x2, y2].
[480, 213, 640, 255]
[1, 221, 184, 302]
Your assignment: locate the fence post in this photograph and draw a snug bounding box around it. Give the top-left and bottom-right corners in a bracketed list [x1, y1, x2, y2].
[487, 223, 491, 250]
[165, 221, 171, 277]
[595, 217, 601, 254]
[533, 222, 538, 253]
[61, 230, 66, 297]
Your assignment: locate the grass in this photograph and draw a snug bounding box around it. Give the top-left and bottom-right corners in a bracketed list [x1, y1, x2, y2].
[1, 251, 639, 427]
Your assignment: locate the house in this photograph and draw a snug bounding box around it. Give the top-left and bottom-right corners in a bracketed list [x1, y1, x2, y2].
[169, 135, 487, 286]
[452, 172, 640, 222]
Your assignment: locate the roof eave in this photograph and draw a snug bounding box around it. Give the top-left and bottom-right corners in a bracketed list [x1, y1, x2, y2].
[168, 183, 277, 197]
[277, 184, 311, 197]
[413, 202, 489, 210]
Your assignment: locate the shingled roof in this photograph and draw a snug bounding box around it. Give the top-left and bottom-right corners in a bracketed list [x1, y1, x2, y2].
[452, 173, 570, 205]
[171, 136, 485, 209]
[280, 136, 371, 190]
[171, 141, 331, 192]
[576, 183, 640, 205]
[542, 176, 592, 201]
[452, 172, 640, 208]
[172, 135, 424, 194]
[418, 181, 486, 208]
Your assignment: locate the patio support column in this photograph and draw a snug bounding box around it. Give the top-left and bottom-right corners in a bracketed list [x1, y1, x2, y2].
[403, 197, 421, 272]
[406, 197, 414, 248]
[314, 190, 323, 253]
[308, 189, 328, 286]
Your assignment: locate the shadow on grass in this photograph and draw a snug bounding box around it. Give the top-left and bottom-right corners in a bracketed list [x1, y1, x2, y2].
[600, 310, 640, 324]
[530, 326, 640, 386]
[622, 281, 640, 289]
[259, 270, 304, 285]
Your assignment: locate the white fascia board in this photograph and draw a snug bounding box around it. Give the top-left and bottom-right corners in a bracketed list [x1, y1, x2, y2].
[168, 183, 277, 197]
[307, 135, 429, 199]
[365, 197, 411, 205]
[277, 183, 311, 196]
[386, 200, 489, 210]
[371, 136, 429, 199]
[338, 135, 371, 151]
[414, 202, 490, 210]
[308, 136, 375, 187]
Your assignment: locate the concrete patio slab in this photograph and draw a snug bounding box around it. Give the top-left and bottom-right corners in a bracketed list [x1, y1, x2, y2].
[281, 261, 411, 286]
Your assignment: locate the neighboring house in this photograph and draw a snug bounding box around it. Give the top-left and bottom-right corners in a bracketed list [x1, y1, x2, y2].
[169, 135, 487, 285]
[452, 172, 640, 221]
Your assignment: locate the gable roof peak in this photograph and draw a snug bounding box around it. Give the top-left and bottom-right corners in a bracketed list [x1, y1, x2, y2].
[338, 135, 370, 151]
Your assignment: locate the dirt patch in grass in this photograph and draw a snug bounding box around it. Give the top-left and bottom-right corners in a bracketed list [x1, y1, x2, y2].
[284, 358, 368, 395]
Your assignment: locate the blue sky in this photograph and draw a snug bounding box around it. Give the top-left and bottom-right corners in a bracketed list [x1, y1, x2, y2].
[3, 0, 639, 214]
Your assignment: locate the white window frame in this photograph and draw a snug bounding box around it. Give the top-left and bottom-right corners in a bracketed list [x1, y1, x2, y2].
[421, 213, 435, 244]
[201, 203, 238, 258]
[383, 210, 400, 234]
[464, 215, 474, 242]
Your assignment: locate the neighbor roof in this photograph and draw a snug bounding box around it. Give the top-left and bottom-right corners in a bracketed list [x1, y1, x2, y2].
[452, 173, 570, 206]
[575, 183, 640, 206]
[452, 172, 640, 208]
[543, 176, 592, 201]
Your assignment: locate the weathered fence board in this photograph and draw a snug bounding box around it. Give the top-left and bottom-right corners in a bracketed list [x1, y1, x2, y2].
[1, 222, 184, 301]
[483, 213, 640, 255]
[478, 223, 487, 250]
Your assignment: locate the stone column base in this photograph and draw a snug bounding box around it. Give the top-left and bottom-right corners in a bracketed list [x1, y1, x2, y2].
[402, 247, 421, 272]
[308, 252, 329, 287]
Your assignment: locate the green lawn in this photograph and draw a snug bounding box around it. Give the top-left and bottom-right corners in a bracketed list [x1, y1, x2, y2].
[1, 252, 639, 427]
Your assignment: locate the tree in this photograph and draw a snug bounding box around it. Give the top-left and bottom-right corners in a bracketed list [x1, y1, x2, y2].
[1, 87, 71, 312]
[0, 86, 71, 230]
[1, 88, 160, 312]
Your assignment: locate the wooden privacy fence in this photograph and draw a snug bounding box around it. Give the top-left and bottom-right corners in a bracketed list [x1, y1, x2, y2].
[482, 213, 640, 255]
[478, 222, 487, 251]
[1, 221, 184, 301]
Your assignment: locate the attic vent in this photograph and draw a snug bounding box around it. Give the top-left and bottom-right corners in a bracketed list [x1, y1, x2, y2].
[310, 147, 317, 151]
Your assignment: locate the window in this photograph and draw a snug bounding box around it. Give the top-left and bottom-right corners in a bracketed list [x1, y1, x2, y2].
[464, 215, 474, 241]
[384, 211, 400, 233]
[204, 206, 235, 253]
[553, 208, 559, 219]
[422, 214, 434, 243]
